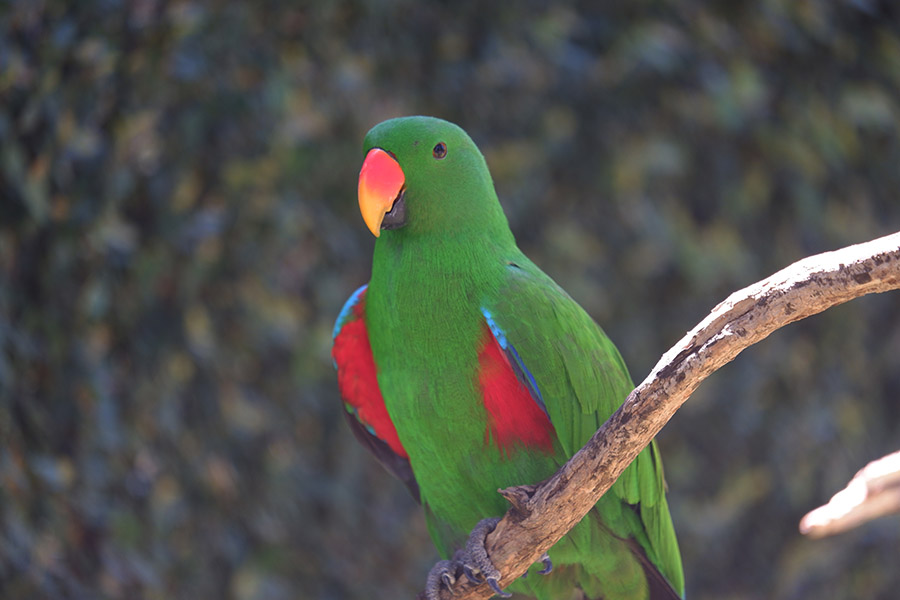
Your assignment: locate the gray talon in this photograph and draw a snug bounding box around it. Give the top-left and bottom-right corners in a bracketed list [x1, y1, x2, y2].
[463, 518, 506, 594]
[426, 559, 457, 600]
[519, 553, 552, 580]
[488, 577, 512, 598]
[428, 518, 511, 599]
[441, 571, 455, 589]
[462, 565, 481, 585]
[537, 552, 553, 575]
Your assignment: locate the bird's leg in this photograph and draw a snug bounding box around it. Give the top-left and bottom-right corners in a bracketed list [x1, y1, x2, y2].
[424, 518, 509, 599]
[425, 556, 463, 600]
[425, 518, 554, 599]
[459, 518, 509, 597]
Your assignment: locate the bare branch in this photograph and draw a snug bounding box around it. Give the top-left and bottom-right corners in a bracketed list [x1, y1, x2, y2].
[799, 450, 900, 538]
[419, 231, 900, 600]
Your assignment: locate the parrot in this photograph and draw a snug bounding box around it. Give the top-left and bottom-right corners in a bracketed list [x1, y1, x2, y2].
[332, 116, 684, 600]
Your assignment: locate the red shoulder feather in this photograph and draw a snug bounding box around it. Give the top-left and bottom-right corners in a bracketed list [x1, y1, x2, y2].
[332, 286, 407, 459]
[477, 322, 555, 454]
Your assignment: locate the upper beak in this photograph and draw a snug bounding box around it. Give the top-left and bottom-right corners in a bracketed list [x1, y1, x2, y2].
[358, 148, 405, 237]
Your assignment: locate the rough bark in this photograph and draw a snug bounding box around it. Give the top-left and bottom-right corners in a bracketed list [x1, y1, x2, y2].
[418, 231, 900, 600]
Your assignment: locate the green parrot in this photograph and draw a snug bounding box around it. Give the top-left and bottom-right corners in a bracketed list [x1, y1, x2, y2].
[332, 116, 684, 599]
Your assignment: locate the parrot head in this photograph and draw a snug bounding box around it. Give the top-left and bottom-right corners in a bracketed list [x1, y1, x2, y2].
[357, 116, 506, 238]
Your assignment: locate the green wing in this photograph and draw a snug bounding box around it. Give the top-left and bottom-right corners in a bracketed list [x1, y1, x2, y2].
[487, 257, 684, 596]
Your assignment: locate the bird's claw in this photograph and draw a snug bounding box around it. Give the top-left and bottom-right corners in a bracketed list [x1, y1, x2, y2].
[486, 575, 511, 597]
[425, 518, 551, 598]
[426, 559, 459, 600]
[515, 551, 553, 581]
[441, 570, 455, 590]
[462, 564, 482, 585]
[461, 518, 512, 597]
[537, 552, 553, 575]
[425, 518, 510, 599]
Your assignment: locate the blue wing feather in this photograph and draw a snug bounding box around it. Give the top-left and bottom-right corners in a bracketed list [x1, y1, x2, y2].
[333, 284, 368, 340]
[481, 306, 549, 419]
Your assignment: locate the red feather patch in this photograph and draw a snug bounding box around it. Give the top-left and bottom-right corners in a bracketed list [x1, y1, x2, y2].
[477, 323, 555, 454]
[332, 291, 408, 459]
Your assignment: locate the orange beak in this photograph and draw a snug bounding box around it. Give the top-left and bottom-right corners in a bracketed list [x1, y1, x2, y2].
[358, 148, 405, 237]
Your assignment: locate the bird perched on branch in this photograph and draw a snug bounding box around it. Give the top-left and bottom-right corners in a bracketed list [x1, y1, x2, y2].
[333, 116, 684, 600]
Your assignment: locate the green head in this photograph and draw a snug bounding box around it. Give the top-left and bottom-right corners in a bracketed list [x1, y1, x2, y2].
[358, 116, 511, 241]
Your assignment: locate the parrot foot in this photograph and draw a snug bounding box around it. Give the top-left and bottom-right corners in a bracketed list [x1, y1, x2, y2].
[425, 518, 553, 598]
[424, 551, 484, 600]
[424, 517, 510, 599]
[425, 558, 460, 600]
[460, 517, 510, 597]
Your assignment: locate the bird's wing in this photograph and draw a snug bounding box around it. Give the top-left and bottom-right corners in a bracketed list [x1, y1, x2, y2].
[485, 260, 683, 596]
[332, 284, 419, 501]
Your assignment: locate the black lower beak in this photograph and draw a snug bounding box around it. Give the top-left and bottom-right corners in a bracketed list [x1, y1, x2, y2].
[381, 190, 407, 231]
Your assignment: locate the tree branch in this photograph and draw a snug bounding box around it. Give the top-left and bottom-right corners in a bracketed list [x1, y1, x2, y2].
[419, 231, 900, 600]
[799, 450, 900, 538]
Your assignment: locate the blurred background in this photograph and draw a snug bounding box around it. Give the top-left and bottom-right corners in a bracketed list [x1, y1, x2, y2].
[2, 1, 900, 598]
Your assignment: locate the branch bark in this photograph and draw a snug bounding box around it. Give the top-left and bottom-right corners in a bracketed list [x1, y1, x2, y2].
[419, 231, 900, 600]
[799, 450, 900, 538]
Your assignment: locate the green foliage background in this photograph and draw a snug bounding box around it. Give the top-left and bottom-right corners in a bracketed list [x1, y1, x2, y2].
[2, 1, 900, 598]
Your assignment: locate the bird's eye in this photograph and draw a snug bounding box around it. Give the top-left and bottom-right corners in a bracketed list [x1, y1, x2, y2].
[432, 142, 447, 159]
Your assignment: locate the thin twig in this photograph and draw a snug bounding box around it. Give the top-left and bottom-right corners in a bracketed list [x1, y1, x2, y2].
[799, 450, 900, 538]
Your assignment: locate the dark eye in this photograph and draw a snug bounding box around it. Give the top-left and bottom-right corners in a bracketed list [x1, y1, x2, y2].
[432, 142, 447, 159]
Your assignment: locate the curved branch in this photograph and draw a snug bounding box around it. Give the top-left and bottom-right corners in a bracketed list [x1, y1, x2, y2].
[420, 231, 900, 600]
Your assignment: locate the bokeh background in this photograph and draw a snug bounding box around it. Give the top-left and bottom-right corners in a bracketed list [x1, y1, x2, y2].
[2, 1, 900, 598]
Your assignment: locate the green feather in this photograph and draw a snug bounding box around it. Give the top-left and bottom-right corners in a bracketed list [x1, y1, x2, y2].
[359, 116, 683, 599]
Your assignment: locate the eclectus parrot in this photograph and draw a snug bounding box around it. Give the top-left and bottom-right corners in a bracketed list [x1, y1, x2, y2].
[333, 116, 684, 600]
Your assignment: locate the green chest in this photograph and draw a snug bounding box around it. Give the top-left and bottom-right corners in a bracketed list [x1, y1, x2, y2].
[366, 276, 486, 450]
